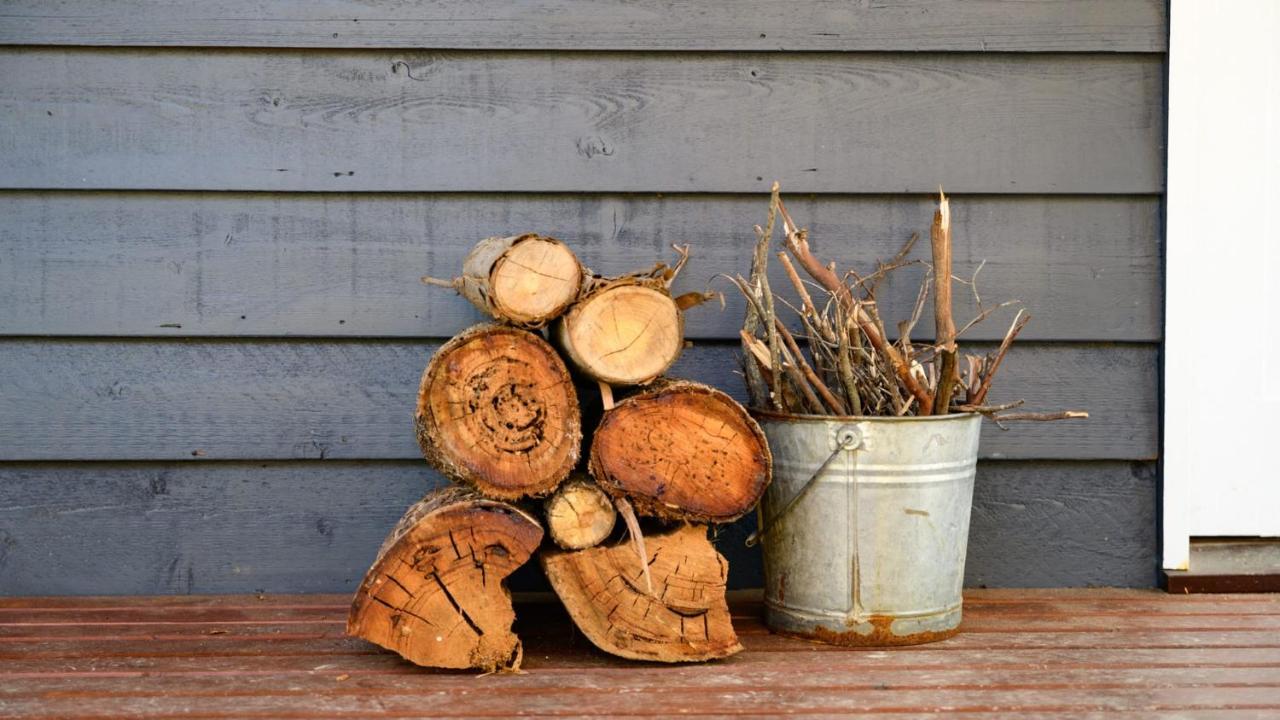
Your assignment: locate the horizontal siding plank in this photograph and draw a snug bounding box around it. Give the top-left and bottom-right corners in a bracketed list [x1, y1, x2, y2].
[0, 460, 1156, 595]
[0, 1, 1167, 52]
[0, 192, 1161, 341]
[0, 50, 1163, 193]
[0, 340, 1157, 461]
[966, 461, 1157, 588]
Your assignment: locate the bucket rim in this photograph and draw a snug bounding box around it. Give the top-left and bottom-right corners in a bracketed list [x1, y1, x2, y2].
[749, 408, 981, 424]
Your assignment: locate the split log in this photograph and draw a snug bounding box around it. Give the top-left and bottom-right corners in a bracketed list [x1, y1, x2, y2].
[415, 324, 581, 500]
[543, 476, 617, 550]
[553, 279, 683, 385]
[540, 523, 742, 662]
[347, 487, 543, 671]
[440, 234, 585, 328]
[590, 380, 771, 523]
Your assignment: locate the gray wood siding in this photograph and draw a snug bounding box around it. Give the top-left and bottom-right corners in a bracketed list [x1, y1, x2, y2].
[0, 1, 1166, 52]
[0, 461, 1158, 595]
[0, 193, 1161, 341]
[0, 340, 1156, 462]
[0, 2, 1166, 593]
[0, 50, 1163, 193]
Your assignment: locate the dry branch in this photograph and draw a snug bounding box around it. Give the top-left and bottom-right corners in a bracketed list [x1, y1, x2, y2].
[931, 191, 960, 414]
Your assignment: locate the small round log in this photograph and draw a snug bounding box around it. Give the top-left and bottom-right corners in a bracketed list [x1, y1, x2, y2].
[553, 279, 683, 385]
[543, 476, 617, 550]
[415, 324, 581, 500]
[590, 380, 772, 523]
[458, 234, 584, 328]
[347, 486, 544, 671]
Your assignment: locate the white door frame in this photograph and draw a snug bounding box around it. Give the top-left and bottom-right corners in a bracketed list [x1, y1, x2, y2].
[1164, 0, 1280, 570]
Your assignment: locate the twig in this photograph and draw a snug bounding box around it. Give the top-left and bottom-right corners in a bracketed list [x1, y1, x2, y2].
[776, 320, 847, 414]
[775, 334, 825, 414]
[863, 232, 920, 297]
[613, 497, 653, 596]
[777, 251, 834, 343]
[955, 399, 1026, 414]
[742, 213, 771, 407]
[421, 276, 460, 289]
[758, 184, 785, 411]
[956, 299, 1021, 339]
[835, 310, 862, 415]
[777, 198, 934, 414]
[664, 244, 692, 287]
[991, 410, 1089, 423]
[971, 308, 1031, 406]
[930, 189, 959, 415]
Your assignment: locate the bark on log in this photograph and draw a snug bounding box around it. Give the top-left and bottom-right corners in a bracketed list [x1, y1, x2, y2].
[553, 279, 683, 385]
[590, 380, 771, 523]
[540, 523, 742, 663]
[543, 475, 617, 550]
[415, 324, 581, 500]
[458, 234, 585, 328]
[347, 486, 543, 671]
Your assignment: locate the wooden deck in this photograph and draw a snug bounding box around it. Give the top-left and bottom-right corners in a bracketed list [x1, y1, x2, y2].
[2, 589, 1278, 718]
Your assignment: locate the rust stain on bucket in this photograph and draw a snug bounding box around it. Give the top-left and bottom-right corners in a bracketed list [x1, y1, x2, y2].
[784, 615, 961, 647]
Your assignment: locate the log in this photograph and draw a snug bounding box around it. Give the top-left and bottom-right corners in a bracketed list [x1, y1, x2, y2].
[553, 279, 683, 385]
[415, 324, 581, 500]
[543, 475, 617, 550]
[590, 380, 771, 522]
[453, 234, 584, 328]
[347, 486, 543, 671]
[540, 523, 742, 663]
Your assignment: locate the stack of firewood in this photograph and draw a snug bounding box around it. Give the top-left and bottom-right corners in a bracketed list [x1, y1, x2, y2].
[347, 234, 772, 671]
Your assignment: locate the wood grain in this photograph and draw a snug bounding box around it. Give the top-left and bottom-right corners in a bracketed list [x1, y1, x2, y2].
[967, 462, 1158, 588]
[0, 460, 1155, 596]
[0, 50, 1163, 193]
[0, 340, 1156, 461]
[1, 591, 1277, 719]
[0, 192, 1161, 341]
[0, 1, 1167, 51]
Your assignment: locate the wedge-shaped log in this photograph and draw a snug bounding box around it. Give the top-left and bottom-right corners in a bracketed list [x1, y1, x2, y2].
[456, 234, 585, 328]
[553, 278, 683, 385]
[590, 380, 771, 522]
[544, 475, 617, 550]
[347, 487, 543, 671]
[541, 523, 742, 662]
[416, 324, 581, 500]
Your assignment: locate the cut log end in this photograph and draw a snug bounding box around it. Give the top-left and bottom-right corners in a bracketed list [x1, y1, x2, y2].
[541, 523, 742, 663]
[555, 282, 683, 385]
[416, 324, 581, 500]
[544, 477, 618, 550]
[590, 380, 772, 523]
[347, 487, 544, 672]
[490, 237, 582, 325]
[457, 234, 584, 328]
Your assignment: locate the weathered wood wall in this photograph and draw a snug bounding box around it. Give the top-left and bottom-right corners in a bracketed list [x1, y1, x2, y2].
[0, 0, 1166, 593]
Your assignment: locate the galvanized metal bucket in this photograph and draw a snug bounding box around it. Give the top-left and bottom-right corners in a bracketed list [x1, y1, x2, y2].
[751, 411, 982, 646]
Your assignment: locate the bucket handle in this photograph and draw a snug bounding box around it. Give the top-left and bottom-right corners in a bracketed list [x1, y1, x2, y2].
[745, 426, 862, 548]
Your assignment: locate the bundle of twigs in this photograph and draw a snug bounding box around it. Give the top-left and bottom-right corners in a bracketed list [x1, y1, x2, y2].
[732, 183, 1087, 426]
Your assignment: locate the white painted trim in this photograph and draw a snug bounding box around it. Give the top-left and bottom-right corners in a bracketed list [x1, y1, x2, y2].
[1164, 0, 1280, 571]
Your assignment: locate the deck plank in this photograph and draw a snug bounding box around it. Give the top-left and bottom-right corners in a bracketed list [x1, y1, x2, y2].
[0, 592, 1277, 717]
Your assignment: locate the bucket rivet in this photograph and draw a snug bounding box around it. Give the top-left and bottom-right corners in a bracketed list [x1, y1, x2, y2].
[835, 425, 862, 450]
